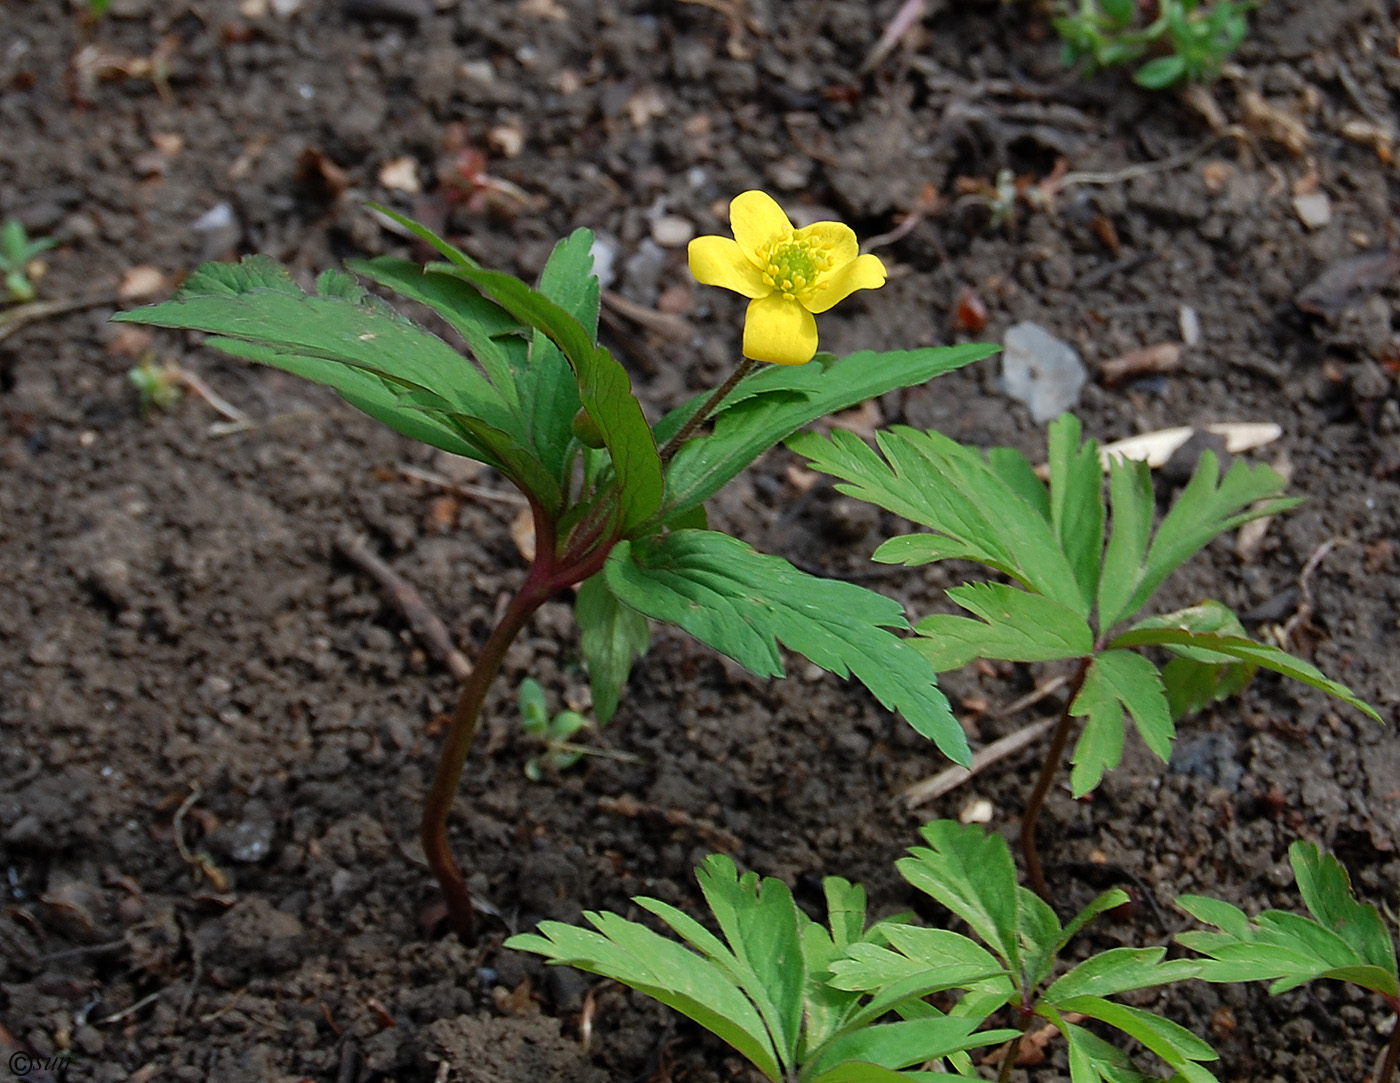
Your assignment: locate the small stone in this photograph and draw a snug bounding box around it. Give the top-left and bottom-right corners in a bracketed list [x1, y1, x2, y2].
[650, 214, 695, 248]
[1000, 321, 1086, 424]
[1292, 191, 1331, 229]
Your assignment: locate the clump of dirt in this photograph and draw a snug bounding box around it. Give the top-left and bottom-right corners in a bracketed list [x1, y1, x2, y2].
[2, 0, 1398, 1080]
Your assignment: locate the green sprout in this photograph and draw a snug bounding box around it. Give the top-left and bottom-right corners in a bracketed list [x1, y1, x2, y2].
[1, 219, 57, 304]
[1178, 840, 1400, 1083]
[128, 355, 184, 414]
[1052, 0, 1253, 88]
[115, 196, 996, 939]
[511, 820, 1218, 1083]
[791, 414, 1379, 896]
[517, 676, 588, 780]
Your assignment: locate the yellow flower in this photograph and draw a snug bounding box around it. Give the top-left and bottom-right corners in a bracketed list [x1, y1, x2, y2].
[688, 190, 888, 366]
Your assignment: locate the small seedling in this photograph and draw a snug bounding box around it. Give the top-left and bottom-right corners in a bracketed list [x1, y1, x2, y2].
[1, 219, 57, 304]
[117, 192, 996, 938]
[791, 413, 1379, 894]
[128, 355, 183, 413]
[511, 820, 1217, 1082]
[517, 676, 588, 780]
[1178, 840, 1400, 1083]
[1052, 0, 1252, 88]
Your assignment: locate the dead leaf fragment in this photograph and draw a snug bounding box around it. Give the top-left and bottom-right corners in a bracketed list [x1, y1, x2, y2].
[378, 156, 421, 193]
[1239, 88, 1310, 155]
[1098, 422, 1282, 470]
[1099, 343, 1182, 388]
[510, 505, 536, 562]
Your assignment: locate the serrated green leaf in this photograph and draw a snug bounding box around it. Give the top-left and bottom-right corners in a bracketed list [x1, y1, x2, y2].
[575, 573, 650, 724]
[505, 913, 783, 1079]
[1064, 1023, 1157, 1083]
[1290, 841, 1397, 975]
[1047, 414, 1105, 614]
[895, 822, 1021, 974]
[1055, 997, 1218, 1083]
[1108, 628, 1382, 723]
[1055, 890, 1132, 958]
[829, 928, 1005, 994]
[807, 1018, 1016, 1079]
[658, 344, 995, 529]
[1175, 895, 1252, 939]
[913, 582, 1094, 671]
[872, 535, 990, 568]
[824, 877, 869, 951]
[1016, 887, 1063, 990]
[1097, 455, 1153, 630]
[603, 530, 967, 763]
[1045, 947, 1201, 1003]
[1126, 453, 1297, 618]
[1069, 650, 1174, 796]
[344, 255, 523, 407]
[792, 426, 1087, 616]
[987, 446, 1051, 521]
[695, 855, 806, 1070]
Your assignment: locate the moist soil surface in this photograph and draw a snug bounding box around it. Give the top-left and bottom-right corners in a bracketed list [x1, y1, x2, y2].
[3, 2, 1399, 1081]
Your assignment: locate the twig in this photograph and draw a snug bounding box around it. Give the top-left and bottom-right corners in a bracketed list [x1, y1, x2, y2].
[1278, 536, 1343, 650]
[901, 675, 1070, 807]
[1054, 135, 1222, 191]
[601, 289, 693, 342]
[95, 989, 162, 1025]
[903, 717, 1058, 808]
[860, 0, 925, 75]
[397, 464, 528, 508]
[0, 293, 121, 343]
[334, 532, 473, 682]
[178, 368, 249, 425]
[598, 794, 742, 852]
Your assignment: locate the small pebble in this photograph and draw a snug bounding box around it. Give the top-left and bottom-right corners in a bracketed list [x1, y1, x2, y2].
[650, 214, 695, 248]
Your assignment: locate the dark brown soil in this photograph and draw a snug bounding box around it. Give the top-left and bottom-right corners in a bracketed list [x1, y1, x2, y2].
[2, 1, 1399, 1081]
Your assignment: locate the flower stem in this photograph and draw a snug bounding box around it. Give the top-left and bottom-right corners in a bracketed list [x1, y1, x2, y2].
[1379, 1008, 1400, 1083]
[658, 357, 759, 464]
[419, 500, 617, 941]
[1021, 656, 1092, 900]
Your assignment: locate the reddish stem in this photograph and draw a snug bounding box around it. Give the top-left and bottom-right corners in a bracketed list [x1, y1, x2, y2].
[420, 502, 615, 940]
[1021, 656, 1093, 900]
[1379, 1008, 1400, 1083]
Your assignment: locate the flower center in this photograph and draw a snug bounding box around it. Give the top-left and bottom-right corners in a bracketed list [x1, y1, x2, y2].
[758, 233, 836, 302]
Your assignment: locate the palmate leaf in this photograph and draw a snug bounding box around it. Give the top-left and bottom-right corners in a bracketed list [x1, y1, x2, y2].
[574, 573, 650, 725]
[1177, 842, 1398, 1000]
[894, 822, 1022, 975]
[1044, 947, 1202, 1003]
[795, 426, 1087, 617]
[603, 530, 967, 764]
[1068, 649, 1174, 796]
[1047, 415, 1106, 615]
[1052, 997, 1219, 1083]
[655, 344, 995, 530]
[912, 582, 1094, 672]
[805, 1017, 1017, 1081]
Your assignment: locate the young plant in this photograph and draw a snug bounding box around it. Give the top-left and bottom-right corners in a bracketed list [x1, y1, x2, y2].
[115, 193, 995, 939]
[517, 676, 591, 780]
[511, 820, 1216, 1082]
[1, 219, 57, 304]
[1052, 0, 1252, 88]
[1177, 840, 1400, 1083]
[790, 414, 1380, 895]
[128, 355, 183, 413]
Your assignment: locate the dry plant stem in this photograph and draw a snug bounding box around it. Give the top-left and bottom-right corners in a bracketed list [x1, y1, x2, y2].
[420, 502, 613, 940]
[659, 356, 759, 464]
[1021, 657, 1093, 900]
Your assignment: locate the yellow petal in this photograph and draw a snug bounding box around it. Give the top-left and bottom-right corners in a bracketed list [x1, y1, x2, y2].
[793, 220, 858, 269]
[806, 252, 887, 314]
[729, 190, 793, 260]
[743, 294, 819, 366]
[688, 236, 770, 298]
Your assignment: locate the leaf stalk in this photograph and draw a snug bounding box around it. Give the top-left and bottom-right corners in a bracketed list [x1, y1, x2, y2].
[1021, 656, 1093, 900]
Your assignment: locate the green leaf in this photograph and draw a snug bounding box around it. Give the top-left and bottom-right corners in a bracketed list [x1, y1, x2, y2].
[1135, 53, 1190, 88]
[807, 1018, 1017, 1079]
[659, 344, 996, 529]
[895, 822, 1022, 974]
[1290, 841, 1397, 976]
[913, 582, 1094, 671]
[431, 255, 663, 535]
[1069, 649, 1174, 796]
[1046, 414, 1105, 615]
[521, 228, 601, 484]
[603, 530, 967, 764]
[1063, 1023, 1159, 1083]
[506, 912, 784, 1080]
[575, 573, 650, 724]
[518, 677, 548, 736]
[1055, 997, 1219, 1083]
[1096, 455, 1153, 631]
[1045, 947, 1202, 1003]
[344, 255, 524, 408]
[1108, 627, 1382, 723]
[1124, 452, 1297, 618]
[792, 426, 1087, 616]
[115, 255, 524, 441]
[695, 856, 807, 1070]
